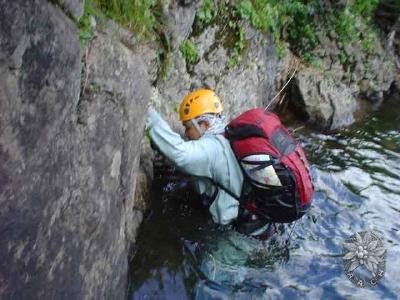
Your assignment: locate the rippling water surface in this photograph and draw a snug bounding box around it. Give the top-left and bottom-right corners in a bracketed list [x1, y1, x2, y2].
[129, 99, 400, 299]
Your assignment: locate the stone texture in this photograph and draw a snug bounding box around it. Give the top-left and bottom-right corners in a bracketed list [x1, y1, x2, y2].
[0, 0, 82, 298]
[58, 0, 84, 19]
[313, 21, 397, 105]
[154, 22, 279, 128]
[75, 31, 150, 299]
[290, 67, 358, 129]
[0, 0, 150, 299]
[162, 0, 202, 50]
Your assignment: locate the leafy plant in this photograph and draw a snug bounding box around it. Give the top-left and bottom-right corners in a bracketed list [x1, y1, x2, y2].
[361, 32, 375, 54]
[197, 0, 215, 25]
[350, 0, 379, 16]
[332, 8, 358, 44]
[92, 0, 159, 39]
[180, 40, 199, 64]
[234, 0, 319, 58]
[302, 52, 321, 68]
[78, 0, 103, 46]
[193, 0, 216, 35]
[338, 51, 349, 65]
[233, 0, 379, 65]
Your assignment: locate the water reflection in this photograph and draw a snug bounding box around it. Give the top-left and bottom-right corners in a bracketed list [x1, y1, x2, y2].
[130, 101, 400, 299]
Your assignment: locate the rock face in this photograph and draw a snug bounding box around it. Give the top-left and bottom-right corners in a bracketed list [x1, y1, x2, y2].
[58, 0, 84, 19]
[153, 23, 279, 131]
[311, 19, 397, 106]
[74, 29, 151, 299]
[290, 67, 358, 129]
[0, 0, 149, 299]
[162, 0, 202, 50]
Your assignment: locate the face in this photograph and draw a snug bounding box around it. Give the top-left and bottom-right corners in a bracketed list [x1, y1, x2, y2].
[183, 120, 209, 140]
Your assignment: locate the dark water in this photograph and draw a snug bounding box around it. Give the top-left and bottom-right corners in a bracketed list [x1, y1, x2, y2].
[129, 99, 400, 299]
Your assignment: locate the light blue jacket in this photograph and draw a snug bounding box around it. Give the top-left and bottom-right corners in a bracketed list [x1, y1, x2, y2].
[147, 110, 243, 225]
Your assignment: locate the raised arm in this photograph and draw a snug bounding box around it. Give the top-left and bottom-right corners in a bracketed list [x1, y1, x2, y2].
[146, 110, 217, 178]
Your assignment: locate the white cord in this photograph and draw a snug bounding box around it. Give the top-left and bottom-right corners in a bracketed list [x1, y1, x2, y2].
[265, 63, 299, 111]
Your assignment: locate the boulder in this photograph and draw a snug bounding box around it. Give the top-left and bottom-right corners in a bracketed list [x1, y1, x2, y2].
[290, 68, 358, 129]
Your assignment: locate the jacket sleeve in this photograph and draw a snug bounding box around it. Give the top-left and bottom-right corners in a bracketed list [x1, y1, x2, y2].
[146, 110, 216, 178]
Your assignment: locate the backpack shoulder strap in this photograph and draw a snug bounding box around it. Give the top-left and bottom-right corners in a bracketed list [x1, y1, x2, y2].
[199, 176, 241, 201]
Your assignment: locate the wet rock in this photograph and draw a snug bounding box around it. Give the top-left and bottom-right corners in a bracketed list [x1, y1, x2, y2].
[0, 0, 151, 298]
[76, 30, 151, 299]
[290, 68, 358, 129]
[394, 74, 400, 92]
[0, 0, 81, 298]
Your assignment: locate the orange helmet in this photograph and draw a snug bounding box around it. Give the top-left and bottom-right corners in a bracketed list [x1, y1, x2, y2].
[179, 89, 223, 121]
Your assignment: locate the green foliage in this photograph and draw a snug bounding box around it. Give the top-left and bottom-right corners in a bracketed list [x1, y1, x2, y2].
[78, 0, 103, 46]
[197, 0, 215, 25]
[350, 0, 379, 16]
[282, 1, 319, 53]
[361, 32, 375, 53]
[92, 0, 159, 39]
[180, 40, 199, 64]
[338, 51, 349, 65]
[330, 1, 379, 56]
[332, 8, 359, 44]
[233, 0, 379, 65]
[78, 12, 93, 46]
[235, 1, 279, 38]
[302, 52, 322, 68]
[234, 0, 319, 58]
[193, 0, 216, 35]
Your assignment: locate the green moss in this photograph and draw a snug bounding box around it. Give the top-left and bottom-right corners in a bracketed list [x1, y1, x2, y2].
[180, 40, 199, 64]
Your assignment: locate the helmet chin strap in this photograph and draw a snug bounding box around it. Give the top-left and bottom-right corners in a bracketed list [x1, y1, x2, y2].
[190, 118, 205, 136]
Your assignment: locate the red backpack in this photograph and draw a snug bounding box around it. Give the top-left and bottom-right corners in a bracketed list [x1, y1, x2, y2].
[223, 108, 314, 223]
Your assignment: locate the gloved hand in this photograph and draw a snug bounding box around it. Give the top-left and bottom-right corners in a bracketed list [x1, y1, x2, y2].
[145, 102, 155, 132]
[147, 102, 154, 113]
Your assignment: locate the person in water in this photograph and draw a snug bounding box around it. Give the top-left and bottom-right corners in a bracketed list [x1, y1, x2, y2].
[146, 88, 281, 239]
